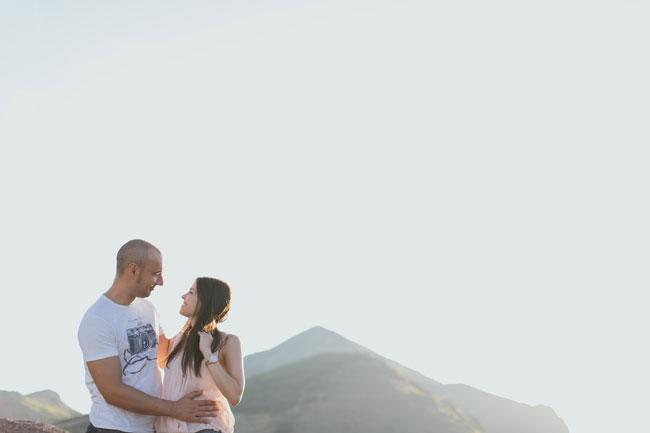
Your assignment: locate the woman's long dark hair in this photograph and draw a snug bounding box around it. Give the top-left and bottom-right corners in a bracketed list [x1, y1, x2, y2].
[165, 277, 232, 377]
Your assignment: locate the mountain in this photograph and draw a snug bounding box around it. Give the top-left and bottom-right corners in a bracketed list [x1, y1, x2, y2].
[234, 326, 569, 433]
[234, 351, 483, 433]
[0, 391, 80, 424]
[244, 325, 371, 378]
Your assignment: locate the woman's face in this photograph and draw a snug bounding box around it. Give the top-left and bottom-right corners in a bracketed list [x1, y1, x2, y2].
[180, 281, 198, 318]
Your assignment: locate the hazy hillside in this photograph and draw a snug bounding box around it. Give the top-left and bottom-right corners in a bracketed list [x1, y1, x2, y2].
[234, 352, 483, 433]
[0, 391, 80, 424]
[442, 384, 570, 433]
[53, 416, 88, 433]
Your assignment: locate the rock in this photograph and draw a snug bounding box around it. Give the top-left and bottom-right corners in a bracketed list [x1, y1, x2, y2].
[0, 418, 68, 433]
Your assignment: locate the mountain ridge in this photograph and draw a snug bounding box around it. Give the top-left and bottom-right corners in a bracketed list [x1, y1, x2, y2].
[244, 325, 372, 378]
[239, 325, 569, 433]
[0, 390, 80, 424]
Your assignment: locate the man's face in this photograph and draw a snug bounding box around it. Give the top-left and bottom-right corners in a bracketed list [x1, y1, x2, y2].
[134, 250, 164, 298]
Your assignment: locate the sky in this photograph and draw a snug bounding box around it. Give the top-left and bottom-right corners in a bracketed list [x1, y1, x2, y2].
[1, 1, 648, 433]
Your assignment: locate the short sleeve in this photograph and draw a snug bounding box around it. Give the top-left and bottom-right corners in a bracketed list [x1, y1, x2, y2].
[78, 314, 118, 362]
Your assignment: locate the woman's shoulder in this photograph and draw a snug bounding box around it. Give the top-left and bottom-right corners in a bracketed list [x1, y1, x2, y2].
[218, 331, 241, 350]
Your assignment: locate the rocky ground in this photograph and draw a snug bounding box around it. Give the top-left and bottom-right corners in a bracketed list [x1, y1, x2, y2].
[0, 419, 67, 433]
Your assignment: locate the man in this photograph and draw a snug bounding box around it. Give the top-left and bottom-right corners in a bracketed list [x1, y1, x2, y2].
[78, 239, 219, 433]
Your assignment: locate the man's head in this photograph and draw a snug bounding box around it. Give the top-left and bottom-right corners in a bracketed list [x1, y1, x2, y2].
[115, 239, 164, 298]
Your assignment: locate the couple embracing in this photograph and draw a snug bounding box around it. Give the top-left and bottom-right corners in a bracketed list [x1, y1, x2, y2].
[78, 240, 244, 433]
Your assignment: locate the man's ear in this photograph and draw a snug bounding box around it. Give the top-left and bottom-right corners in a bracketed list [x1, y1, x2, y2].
[128, 262, 139, 277]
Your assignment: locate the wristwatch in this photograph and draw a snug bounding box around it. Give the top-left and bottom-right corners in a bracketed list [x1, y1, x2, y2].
[206, 352, 219, 365]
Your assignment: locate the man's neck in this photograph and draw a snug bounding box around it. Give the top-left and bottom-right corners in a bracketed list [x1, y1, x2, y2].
[105, 281, 136, 305]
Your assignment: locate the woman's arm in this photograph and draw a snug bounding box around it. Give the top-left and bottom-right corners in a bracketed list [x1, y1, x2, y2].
[157, 333, 171, 368]
[200, 334, 245, 406]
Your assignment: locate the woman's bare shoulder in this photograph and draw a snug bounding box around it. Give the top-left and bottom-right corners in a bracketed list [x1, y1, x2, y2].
[220, 332, 241, 350]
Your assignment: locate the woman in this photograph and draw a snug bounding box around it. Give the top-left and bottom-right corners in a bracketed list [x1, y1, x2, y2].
[156, 277, 245, 433]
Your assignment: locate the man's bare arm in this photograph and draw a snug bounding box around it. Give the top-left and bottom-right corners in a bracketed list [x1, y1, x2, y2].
[87, 356, 219, 422]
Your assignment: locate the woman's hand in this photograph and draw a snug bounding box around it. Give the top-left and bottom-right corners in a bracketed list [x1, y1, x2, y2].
[198, 331, 214, 358]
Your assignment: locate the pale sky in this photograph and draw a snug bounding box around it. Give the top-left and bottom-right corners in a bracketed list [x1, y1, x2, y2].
[1, 2, 648, 433]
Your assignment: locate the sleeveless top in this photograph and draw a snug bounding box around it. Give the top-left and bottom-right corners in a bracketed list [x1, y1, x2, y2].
[155, 332, 235, 433]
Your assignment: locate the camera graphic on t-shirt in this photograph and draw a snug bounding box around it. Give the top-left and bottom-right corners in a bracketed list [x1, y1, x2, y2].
[126, 324, 157, 355]
[122, 323, 158, 376]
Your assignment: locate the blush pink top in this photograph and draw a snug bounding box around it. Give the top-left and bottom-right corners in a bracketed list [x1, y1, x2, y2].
[155, 332, 235, 433]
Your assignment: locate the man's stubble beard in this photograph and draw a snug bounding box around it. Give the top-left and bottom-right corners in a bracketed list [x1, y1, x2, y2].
[134, 274, 150, 298]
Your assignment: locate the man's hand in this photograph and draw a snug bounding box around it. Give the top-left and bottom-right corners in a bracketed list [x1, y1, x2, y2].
[172, 390, 221, 423]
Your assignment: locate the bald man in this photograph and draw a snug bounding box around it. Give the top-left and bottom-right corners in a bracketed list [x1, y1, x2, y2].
[78, 240, 219, 433]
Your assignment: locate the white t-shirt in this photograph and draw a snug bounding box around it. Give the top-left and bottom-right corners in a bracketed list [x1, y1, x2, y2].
[78, 295, 163, 433]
